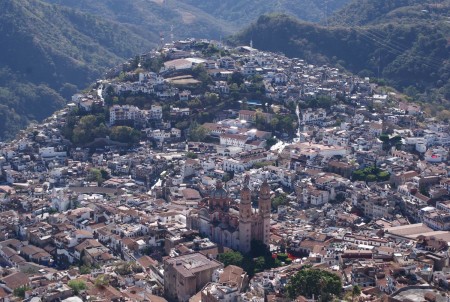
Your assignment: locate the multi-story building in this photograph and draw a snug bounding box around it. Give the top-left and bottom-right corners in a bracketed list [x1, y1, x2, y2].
[109, 105, 141, 125]
[150, 105, 163, 120]
[238, 110, 272, 123]
[300, 108, 327, 125]
[164, 253, 223, 302]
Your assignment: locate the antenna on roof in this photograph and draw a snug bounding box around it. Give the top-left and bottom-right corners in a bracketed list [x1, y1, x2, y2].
[170, 25, 174, 44]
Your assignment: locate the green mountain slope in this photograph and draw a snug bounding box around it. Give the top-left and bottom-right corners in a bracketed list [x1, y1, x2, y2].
[43, 0, 236, 40]
[0, 68, 66, 140]
[328, 0, 449, 26]
[43, 0, 351, 39]
[232, 11, 450, 105]
[1, 0, 153, 90]
[182, 0, 350, 25]
[0, 0, 154, 141]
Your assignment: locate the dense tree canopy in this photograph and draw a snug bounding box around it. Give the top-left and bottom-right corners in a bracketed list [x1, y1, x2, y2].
[68, 280, 87, 295]
[218, 251, 244, 267]
[189, 124, 209, 142]
[110, 126, 141, 144]
[285, 268, 342, 300]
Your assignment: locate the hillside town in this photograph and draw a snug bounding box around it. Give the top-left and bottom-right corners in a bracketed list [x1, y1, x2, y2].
[1, 39, 450, 302]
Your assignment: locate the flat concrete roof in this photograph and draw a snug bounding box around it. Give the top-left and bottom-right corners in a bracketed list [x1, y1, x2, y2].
[385, 223, 433, 238]
[392, 287, 447, 302]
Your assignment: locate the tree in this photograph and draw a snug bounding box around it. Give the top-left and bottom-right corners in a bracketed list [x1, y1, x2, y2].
[70, 114, 110, 145]
[110, 126, 141, 144]
[188, 98, 202, 108]
[228, 71, 244, 86]
[114, 261, 142, 275]
[250, 240, 278, 270]
[94, 274, 110, 287]
[68, 280, 87, 295]
[72, 115, 98, 144]
[189, 124, 208, 142]
[218, 251, 244, 267]
[13, 285, 31, 299]
[253, 161, 274, 169]
[277, 253, 289, 262]
[266, 137, 278, 149]
[186, 152, 198, 159]
[420, 186, 430, 197]
[272, 193, 288, 210]
[315, 95, 333, 109]
[230, 83, 240, 100]
[285, 268, 342, 300]
[377, 171, 390, 181]
[366, 174, 377, 182]
[79, 265, 91, 275]
[193, 65, 212, 87]
[175, 120, 190, 130]
[143, 56, 164, 73]
[204, 93, 219, 106]
[59, 82, 78, 99]
[352, 285, 361, 302]
[270, 117, 279, 129]
[100, 169, 110, 180]
[87, 168, 104, 183]
[254, 256, 266, 272]
[379, 134, 389, 143]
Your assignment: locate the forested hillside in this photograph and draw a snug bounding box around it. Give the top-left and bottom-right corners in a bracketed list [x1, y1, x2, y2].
[44, 0, 351, 41]
[0, 68, 65, 140]
[182, 0, 350, 25]
[328, 0, 448, 26]
[44, 0, 234, 40]
[0, 0, 153, 140]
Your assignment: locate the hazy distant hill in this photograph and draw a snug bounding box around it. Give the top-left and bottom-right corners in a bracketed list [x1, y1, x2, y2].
[232, 0, 450, 107]
[0, 0, 154, 140]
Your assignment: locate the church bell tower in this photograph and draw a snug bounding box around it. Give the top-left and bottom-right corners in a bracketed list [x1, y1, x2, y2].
[239, 176, 252, 253]
[258, 179, 271, 245]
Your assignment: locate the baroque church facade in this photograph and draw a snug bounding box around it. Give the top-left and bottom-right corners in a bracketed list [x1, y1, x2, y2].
[188, 177, 271, 253]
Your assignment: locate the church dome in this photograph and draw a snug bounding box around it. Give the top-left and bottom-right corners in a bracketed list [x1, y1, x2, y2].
[211, 187, 227, 199]
[210, 180, 228, 199]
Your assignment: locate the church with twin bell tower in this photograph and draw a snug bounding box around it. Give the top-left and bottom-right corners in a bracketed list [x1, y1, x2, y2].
[193, 175, 271, 253]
